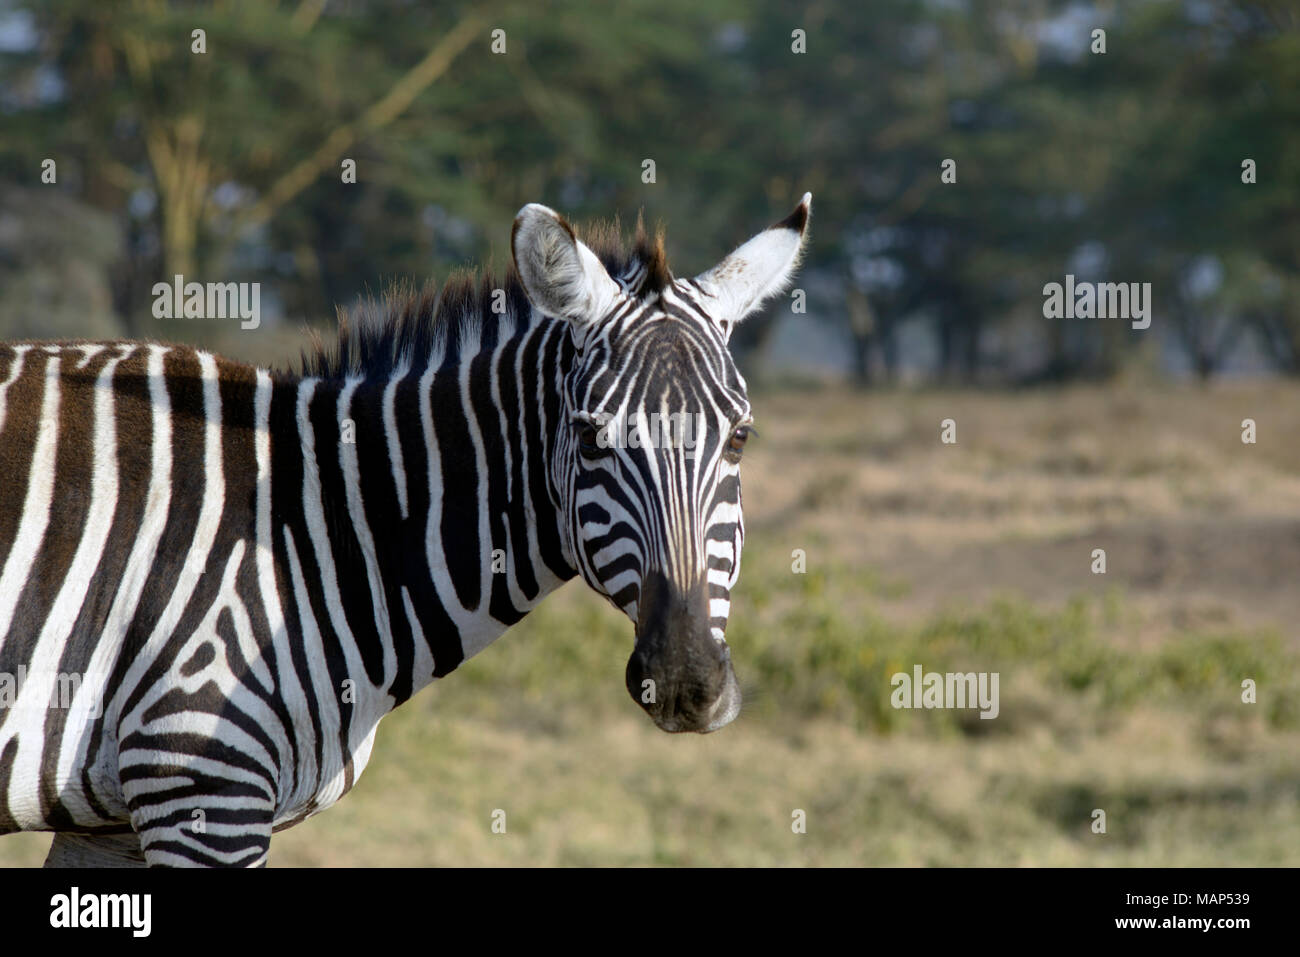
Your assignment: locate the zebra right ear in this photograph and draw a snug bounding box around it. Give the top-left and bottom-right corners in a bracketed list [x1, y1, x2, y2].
[512, 204, 622, 336]
[691, 193, 811, 337]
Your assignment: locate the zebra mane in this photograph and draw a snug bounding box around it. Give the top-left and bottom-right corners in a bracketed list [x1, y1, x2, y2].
[301, 214, 670, 381]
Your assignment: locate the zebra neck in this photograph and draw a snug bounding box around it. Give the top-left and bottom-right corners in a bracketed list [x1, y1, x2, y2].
[273, 314, 578, 716]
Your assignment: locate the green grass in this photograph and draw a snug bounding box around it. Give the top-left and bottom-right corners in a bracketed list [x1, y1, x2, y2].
[10, 575, 1295, 867]
[275, 576, 1297, 866]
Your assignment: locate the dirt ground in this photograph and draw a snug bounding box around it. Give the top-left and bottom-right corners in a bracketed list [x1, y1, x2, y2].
[748, 383, 1300, 636]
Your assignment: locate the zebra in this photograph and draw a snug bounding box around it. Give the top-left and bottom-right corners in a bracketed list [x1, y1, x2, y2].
[0, 194, 811, 866]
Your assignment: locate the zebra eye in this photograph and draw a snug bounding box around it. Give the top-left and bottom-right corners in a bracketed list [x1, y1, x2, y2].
[725, 426, 753, 461]
[576, 423, 610, 459]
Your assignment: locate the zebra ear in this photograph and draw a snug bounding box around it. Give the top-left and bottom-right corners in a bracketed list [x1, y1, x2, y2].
[512, 204, 622, 335]
[692, 193, 811, 337]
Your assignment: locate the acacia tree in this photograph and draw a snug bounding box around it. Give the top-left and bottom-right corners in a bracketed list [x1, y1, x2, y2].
[0, 0, 753, 339]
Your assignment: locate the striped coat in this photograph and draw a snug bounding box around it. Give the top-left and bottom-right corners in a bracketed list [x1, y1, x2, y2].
[0, 196, 809, 865]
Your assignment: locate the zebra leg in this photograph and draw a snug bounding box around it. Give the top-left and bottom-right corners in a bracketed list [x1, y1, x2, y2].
[128, 799, 275, 868]
[122, 772, 277, 868]
[44, 832, 147, 868]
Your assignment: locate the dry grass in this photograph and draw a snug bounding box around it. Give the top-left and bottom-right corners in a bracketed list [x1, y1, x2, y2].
[4, 380, 1299, 866]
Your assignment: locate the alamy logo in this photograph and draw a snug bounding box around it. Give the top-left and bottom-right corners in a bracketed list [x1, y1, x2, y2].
[890, 665, 1000, 719]
[50, 887, 151, 937]
[591, 411, 709, 458]
[1042, 274, 1152, 330]
[151, 274, 261, 329]
[0, 666, 104, 718]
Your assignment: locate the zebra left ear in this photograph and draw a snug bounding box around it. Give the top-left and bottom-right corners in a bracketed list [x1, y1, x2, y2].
[692, 193, 811, 337]
[512, 203, 622, 340]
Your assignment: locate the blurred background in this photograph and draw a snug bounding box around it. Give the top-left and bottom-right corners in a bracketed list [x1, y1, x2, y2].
[1, 0, 1298, 865]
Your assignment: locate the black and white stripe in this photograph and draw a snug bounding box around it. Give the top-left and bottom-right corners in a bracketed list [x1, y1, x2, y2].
[0, 195, 810, 866]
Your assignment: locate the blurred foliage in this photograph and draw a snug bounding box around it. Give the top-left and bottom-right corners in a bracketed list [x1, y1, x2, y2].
[727, 555, 1299, 735]
[439, 540, 1300, 738]
[0, 0, 1295, 379]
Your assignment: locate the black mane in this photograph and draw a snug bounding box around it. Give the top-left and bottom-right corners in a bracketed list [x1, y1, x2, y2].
[300, 215, 670, 381]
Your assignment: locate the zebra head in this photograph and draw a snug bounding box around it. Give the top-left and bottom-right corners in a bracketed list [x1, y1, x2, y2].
[512, 195, 810, 733]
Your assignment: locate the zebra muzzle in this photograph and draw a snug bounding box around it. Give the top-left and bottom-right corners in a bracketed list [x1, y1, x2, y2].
[627, 571, 741, 733]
